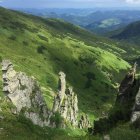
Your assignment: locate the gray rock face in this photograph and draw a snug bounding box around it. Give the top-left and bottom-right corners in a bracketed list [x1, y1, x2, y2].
[1, 60, 50, 127]
[1, 60, 90, 129]
[131, 88, 140, 123]
[116, 62, 140, 124]
[58, 72, 66, 104]
[117, 63, 137, 104]
[78, 114, 90, 129]
[52, 72, 79, 127]
[103, 135, 110, 140]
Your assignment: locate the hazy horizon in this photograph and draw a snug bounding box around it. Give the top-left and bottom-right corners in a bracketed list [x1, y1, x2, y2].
[1, 0, 140, 9]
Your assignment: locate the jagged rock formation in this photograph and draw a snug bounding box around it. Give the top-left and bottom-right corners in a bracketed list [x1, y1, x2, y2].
[93, 63, 140, 134]
[116, 62, 140, 124]
[130, 63, 140, 123]
[1, 60, 90, 129]
[131, 88, 140, 123]
[117, 63, 137, 104]
[78, 114, 90, 129]
[2, 60, 50, 127]
[52, 72, 66, 113]
[58, 72, 66, 105]
[52, 72, 79, 127]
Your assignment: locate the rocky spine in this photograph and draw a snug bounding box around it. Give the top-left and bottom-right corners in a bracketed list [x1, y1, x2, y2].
[52, 72, 79, 127]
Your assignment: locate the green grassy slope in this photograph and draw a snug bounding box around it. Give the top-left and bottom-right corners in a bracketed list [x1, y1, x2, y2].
[0, 7, 131, 118]
[0, 7, 138, 139]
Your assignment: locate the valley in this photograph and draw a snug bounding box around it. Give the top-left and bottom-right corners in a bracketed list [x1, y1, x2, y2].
[0, 6, 140, 140]
[19, 8, 140, 34]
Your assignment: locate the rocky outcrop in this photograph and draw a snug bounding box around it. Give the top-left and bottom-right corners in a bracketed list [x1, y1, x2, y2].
[117, 63, 137, 104]
[58, 72, 66, 105]
[116, 62, 140, 124]
[131, 71, 140, 123]
[78, 114, 90, 129]
[93, 63, 140, 134]
[52, 72, 66, 113]
[2, 60, 50, 127]
[113, 62, 140, 123]
[1, 60, 90, 129]
[131, 88, 140, 123]
[52, 72, 79, 127]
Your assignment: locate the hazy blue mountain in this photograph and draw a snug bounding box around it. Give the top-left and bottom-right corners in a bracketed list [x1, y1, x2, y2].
[16, 8, 140, 34]
[109, 20, 140, 45]
[84, 10, 140, 34]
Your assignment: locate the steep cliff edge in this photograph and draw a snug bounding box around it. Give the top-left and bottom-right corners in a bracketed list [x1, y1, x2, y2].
[51, 71, 90, 128]
[2, 60, 50, 127]
[116, 62, 140, 124]
[52, 72, 78, 127]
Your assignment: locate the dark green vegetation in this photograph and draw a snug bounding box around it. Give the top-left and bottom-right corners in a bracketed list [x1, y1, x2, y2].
[109, 21, 140, 45]
[0, 7, 140, 139]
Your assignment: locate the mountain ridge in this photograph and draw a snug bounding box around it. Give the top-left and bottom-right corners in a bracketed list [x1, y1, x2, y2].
[109, 20, 140, 45]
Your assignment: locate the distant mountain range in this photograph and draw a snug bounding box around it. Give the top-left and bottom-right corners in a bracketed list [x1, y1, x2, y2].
[16, 8, 140, 34]
[108, 21, 140, 45]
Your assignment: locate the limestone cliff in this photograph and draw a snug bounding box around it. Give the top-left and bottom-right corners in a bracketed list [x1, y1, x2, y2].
[78, 114, 90, 129]
[116, 62, 140, 124]
[117, 62, 137, 104]
[130, 63, 140, 123]
[131, 88, 140, 123]
[1, 60, 90, 129]
[52, 72, 79, 127]
[2, 60, 50, 127]
[93, 63, 140, 133]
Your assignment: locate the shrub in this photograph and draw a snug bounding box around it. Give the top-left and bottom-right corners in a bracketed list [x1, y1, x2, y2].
[79, 54, 94, 65]
[50, 112, 63, 128]
[132, 118, 140, 129]
[23, 41, 29, 46]
[38, 35, 48, 42]
[8, 35, 16, 40]
[37, 46, 47, 54]
[84, 72, 96, 88]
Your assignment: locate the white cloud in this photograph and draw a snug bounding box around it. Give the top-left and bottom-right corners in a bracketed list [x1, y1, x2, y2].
[126, 0, 140, 4]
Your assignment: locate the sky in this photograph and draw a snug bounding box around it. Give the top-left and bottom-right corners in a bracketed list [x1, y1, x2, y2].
[1, 0, 140, 8]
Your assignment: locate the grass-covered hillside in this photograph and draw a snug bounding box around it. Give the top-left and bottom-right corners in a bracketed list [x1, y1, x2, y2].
[1, 6, 140, 139]
[85, 18, 123, 34]
[0, 7, 132, 118]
